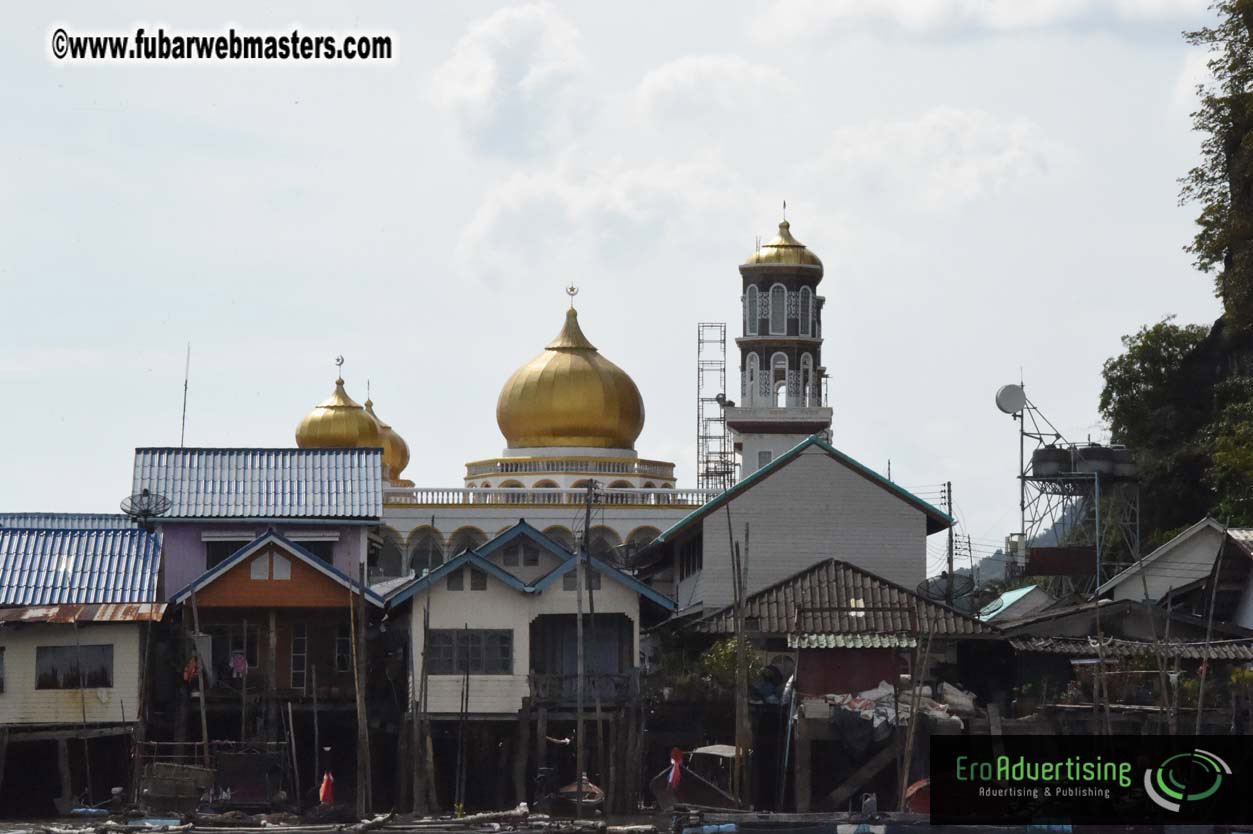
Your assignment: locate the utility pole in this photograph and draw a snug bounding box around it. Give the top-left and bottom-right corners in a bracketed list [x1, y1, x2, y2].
[575, 480, 596, 817]
[945, 482, 955, 605]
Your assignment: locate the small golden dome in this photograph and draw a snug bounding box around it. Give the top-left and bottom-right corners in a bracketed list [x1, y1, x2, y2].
[496, 308, 645, 450]
[743, 220, 823, 269]
[295, 377, 384, 450]
[364, 398, 411, 483]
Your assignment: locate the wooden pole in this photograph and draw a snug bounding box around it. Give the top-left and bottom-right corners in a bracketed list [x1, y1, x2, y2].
[72, 618, 93, 804]
[190, 591, 211, 768]
[514, 698, 531, 807]
[413, 602, 430, 814]
[792, 705, 810, 812]
[287, 701, 301, 803]
[575, 480, 593, 817]
[896, 609, 936, 812]
[1195, 523, 1229, 734]
[312, 663, 320, 796]
[241, 617, 249, 742]
[351, 567, 372, 816]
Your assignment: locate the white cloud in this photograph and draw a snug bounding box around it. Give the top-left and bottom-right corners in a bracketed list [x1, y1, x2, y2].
[634, 54, 792, 124]
[1172, 48, 1211, 117]
[751, 0, 1209, 41]
[429, 3, 587, 159]
[821, 107, 1057, 210]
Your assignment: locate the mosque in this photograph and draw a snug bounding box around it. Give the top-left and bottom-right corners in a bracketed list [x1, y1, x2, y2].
[290, 216, 832, 583]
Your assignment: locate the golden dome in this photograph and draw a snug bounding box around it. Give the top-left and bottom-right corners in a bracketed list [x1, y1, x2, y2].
[295, 377, 384, 450]
[364, 398, 411, 483]
[496, 308, 645, 450]
[743, 220, 823, 269]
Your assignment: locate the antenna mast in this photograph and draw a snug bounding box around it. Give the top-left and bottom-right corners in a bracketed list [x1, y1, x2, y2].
[180, 343, 191, 448]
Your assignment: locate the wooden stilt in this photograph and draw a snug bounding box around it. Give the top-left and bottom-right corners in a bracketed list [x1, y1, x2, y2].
[189, 593, 211, 768]
[793, 711, 811, 813]
[535, 707, 548, 772]
[0, 726, 10, 800]
[514, 699, 531, 807]
[352, 566, 373, 816]
[496, 732, 511, 810]
[57, 738, 73, 809]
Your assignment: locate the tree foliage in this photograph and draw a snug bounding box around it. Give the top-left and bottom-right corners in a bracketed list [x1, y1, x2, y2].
[1180, 1, 1253, 330]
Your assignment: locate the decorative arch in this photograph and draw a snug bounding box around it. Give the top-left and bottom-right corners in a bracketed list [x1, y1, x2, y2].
[769, 284, 786, 335]
[480, 481, 491, 488]
[587, 525, 623, 562]
[534, 479, 559, 488]
[533, 479, 560, 504]
[643, 481, 656, 488]
[799, 287, 812, 337]
[499, 480, 524, 488]
[625, 526, 662, 565]
[746, 352, 760, 406]
[800, 353, 814, 406]
[771, 352, 789, 407]
[407, 526, 445, 574]
[746, 286, 759, 336]
[370, 526, 405, 578]
[542, 526, 576, 552]
[447, 526, 487, 556]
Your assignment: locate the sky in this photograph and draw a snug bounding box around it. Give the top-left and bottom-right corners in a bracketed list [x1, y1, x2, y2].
[1, 0, 1224, 575]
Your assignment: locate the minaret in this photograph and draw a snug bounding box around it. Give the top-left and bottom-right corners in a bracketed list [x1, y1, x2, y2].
[724, 211, 833, 477]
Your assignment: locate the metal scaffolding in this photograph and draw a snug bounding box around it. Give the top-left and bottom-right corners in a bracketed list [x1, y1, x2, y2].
[697, 322, 736, 491]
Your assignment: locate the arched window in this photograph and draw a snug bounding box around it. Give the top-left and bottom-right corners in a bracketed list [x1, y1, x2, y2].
[586, 526, 623, 562]
[746, 286, 759, 336]
[624, 526, 662, 567]
[746, 352, 759, 406]
[447, 526, 487, 556]
[408, 527, 445, 575]
[772, 352, 788, 407]
[542, 526, 575, 553]
[769, 285, 786, 335]
[800, 353, 814, 406]
[370, 527, 405, 578]
[799, 287, 812, 337]
[499, 480, 524, 488]
[533, 479, 560, 504]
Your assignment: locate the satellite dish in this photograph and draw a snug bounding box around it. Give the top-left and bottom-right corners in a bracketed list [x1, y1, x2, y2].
[970, 581, 1007, 618]
[120, 488, 172, 528]
[916, 572, 973, 602]
[995, 384, 1026, 415]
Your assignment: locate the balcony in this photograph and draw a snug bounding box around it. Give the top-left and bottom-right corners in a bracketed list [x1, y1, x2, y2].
[383, 486, 719, 508]
[528, 671, 638, 705]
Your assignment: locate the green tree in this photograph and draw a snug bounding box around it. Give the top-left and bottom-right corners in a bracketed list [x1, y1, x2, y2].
[1180, 1, 1253, 330]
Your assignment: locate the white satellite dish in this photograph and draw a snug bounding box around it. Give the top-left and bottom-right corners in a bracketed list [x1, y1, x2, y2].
[995, 384, 1026, 414]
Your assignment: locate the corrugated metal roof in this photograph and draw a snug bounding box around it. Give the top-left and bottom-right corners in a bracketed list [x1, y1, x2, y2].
[133, 447, 382, 519]
[979, 584, 1038, 621]
[693, 559, 998, 638]
[0, 603, 166, 623]
[0, 528, 161, 605]
[0, 513, 137, 530]
[1009, 636, 1253, 660]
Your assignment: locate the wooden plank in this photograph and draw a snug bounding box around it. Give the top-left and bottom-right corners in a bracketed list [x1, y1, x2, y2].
[826, 737, 901, 810]
[10, 725, 135, 743]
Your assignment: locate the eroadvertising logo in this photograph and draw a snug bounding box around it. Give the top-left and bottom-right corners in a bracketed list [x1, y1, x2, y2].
[931, 736, 1251, 825]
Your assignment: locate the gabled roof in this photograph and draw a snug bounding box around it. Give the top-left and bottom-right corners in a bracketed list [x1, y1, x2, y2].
[1096, 518, 1246, 597]
[0, 513, 137, 530]
[170, 530, 383, 606]
[385, 549, 530, 606]
[475, 520, 573, 564]
[532, 555, 676, 610]
[0, 528, 162, 606]
[652, 435, 953, 545]
[691, 558, 996, 639]
[133, 447, 382, 520]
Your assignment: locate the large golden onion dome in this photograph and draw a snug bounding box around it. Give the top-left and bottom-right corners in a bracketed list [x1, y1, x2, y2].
[364, 398, 411, 484]
[743, 219, 823, 270]
[496, 308, 645, 450]
[295, 376, 384, 450]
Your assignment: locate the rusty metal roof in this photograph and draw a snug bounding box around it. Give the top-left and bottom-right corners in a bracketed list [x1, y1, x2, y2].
[0, 513, 137, 530]
[692, 559, 998, 639]
[0, 528, 161, 605]
[1009, 636, 1253, 660]
[0, 603, 167, 624]
[133, 447, 382, 519]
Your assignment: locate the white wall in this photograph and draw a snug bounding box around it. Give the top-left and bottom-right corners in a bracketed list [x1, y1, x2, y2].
[0, 622, 142, 725]
[383, 506, 692, 551]
[409, 570, 641, 715]
[694, 445, 929, 612]
[1108, 524, 1225, 603]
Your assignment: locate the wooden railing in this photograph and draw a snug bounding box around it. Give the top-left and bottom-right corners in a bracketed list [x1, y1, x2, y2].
[528, 671, 638, 704]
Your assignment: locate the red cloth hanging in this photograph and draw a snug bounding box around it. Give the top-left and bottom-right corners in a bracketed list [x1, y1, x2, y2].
[319, 771, 334, 804]
[668, 748, 683, 789]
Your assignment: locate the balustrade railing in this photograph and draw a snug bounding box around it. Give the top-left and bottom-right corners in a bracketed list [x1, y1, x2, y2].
[383, 486, 719, 507]
[464, 459, 677, 479]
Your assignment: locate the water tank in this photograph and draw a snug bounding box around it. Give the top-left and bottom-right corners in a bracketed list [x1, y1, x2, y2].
[1111, 445, 1138, 479]
[1074, 444, 1116, 476]
[1031, 446, 1070, 477]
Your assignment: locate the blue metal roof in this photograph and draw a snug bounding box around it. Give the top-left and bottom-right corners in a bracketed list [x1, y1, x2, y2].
[133, 448, 383, 520]
[979, 584, 1038, 621]
[0, 528, 162, 605]
[0, 513, 137, 530]
[170, 530, 383, 606]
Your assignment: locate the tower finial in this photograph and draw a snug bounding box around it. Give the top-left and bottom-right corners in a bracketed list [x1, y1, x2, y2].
[566, 283, 579, 309]
[782, 199, 787, 222]
[334, 355, 345, 383]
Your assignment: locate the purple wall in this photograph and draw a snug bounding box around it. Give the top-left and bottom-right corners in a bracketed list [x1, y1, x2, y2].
[159, 521, 367, 600]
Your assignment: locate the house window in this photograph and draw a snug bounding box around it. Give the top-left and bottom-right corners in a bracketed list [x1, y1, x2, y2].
[757, 450, 773, 470]
[447, 567, 464, 591]
[427, 630, 512, 675]
[679, 536, 703, 580]
[296, 540, 334, 563]
[502, 545, 519, 567]
[205, 540, 250, 569]
[799, 287, 812, 336]
[470, 567, 487, 591]
[769, 285, 786, 335]
[523, 543, 539, 566]
[291, 623, 307, 691]
[250, 555, 269, 580]
[36, 645, 113, 689]
[563, 568, 602, 591]
[0, 647, 5, 693]
[336, 623, 352, 673]
[746, 286, 759, 336]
